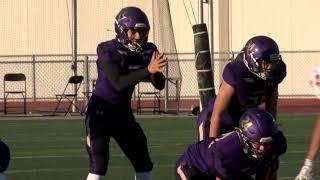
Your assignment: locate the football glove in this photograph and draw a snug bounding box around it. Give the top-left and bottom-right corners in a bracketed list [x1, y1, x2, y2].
[295, 159, 313, 180]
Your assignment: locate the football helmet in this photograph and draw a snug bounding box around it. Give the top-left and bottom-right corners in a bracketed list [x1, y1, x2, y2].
[242, 36, 282, 80]
[0, 140, 10, 173]
[115, 7, 150, 53]
[238, 108, 278, 159]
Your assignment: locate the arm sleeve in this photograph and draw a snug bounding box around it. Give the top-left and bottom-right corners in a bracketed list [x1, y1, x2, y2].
[99, 60, 150, 91]
[149, 72, 166, 90]
[265, 85, 278, 119]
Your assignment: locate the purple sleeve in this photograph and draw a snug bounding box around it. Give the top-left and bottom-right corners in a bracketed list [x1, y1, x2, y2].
[213, 132, 243, 178]
[97, 43, 113, 63]
[222, 63, 237, 87]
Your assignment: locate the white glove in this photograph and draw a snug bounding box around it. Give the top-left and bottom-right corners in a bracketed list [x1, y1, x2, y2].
[295, 159, 314, 180]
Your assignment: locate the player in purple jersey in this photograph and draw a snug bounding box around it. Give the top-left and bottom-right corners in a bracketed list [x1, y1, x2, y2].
[195, 36, 286, 180]
[196, 35, 287, 141]
[176, 108, 287, 180]
[85, 7, 167, 180]
[0, 140, 10, 180]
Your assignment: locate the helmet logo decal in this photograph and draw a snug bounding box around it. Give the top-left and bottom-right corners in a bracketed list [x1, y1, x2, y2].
[241, 117, 253, 131]
[248, 42, 256, 61]
[248, 42, 255, 52]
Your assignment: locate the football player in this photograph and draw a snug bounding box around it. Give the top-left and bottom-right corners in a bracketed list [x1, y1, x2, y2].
[195, 36, 286, 180]
[196, 35, 287, 141]
[176, 108, 287, 180]
[295, 65, 320, 180]
[0, 140, 10, 180]
[85, 7, 167, 180]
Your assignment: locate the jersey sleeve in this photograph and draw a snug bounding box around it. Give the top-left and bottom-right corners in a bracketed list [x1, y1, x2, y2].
[211, 132, 243, 179]
[149, 72, 165, 90]
[97, 42, 150, 91]
[222, 62, 238, 87]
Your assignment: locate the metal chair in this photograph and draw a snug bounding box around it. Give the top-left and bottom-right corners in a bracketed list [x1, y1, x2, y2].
[136, 81, 161, 114]
[53, 75, 84, 116]
[4, 73, 27, 114]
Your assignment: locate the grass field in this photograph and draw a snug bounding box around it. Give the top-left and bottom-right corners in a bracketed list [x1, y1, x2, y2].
[0, 114, 319, 180]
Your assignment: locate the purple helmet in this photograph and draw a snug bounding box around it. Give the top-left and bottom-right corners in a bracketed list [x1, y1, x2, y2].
[242, 36, 282, 80]
[115, 7, 150, 53]
[238, 108, 278, 158]
[0, 140, 10, 173]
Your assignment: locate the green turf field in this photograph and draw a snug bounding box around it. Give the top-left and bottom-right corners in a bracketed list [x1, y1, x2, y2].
[0, 114, 319, 180]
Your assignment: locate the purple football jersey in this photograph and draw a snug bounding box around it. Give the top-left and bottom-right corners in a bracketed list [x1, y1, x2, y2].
[93, 39, 156, 104]
[224, 57, 285, 108]
[222, 56, 286, 124]
[197, 54, 286, 139]
[177, 131, 257, 179]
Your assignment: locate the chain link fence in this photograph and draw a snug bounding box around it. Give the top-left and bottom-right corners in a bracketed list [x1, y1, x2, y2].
[0, 51, 319, 113]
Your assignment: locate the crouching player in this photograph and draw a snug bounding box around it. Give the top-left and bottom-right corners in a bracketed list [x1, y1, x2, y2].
[176, 108, 287, 180]
[0, 140, 10, 180]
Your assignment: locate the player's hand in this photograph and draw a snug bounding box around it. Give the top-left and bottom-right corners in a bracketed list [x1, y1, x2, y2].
[295, 164, 313, 180]
[147, 51, 167, 74]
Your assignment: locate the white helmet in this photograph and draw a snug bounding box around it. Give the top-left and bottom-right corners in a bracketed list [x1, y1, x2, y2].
[310, 65, 320, 98]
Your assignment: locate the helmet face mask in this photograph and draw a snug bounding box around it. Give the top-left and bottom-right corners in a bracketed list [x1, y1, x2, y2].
[126, 26, 149, 53]
[242, 36, 282, 80]
[245, 136, 272, 158]
[115, 7, 150, 53]
[238, 108, 278, 159]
